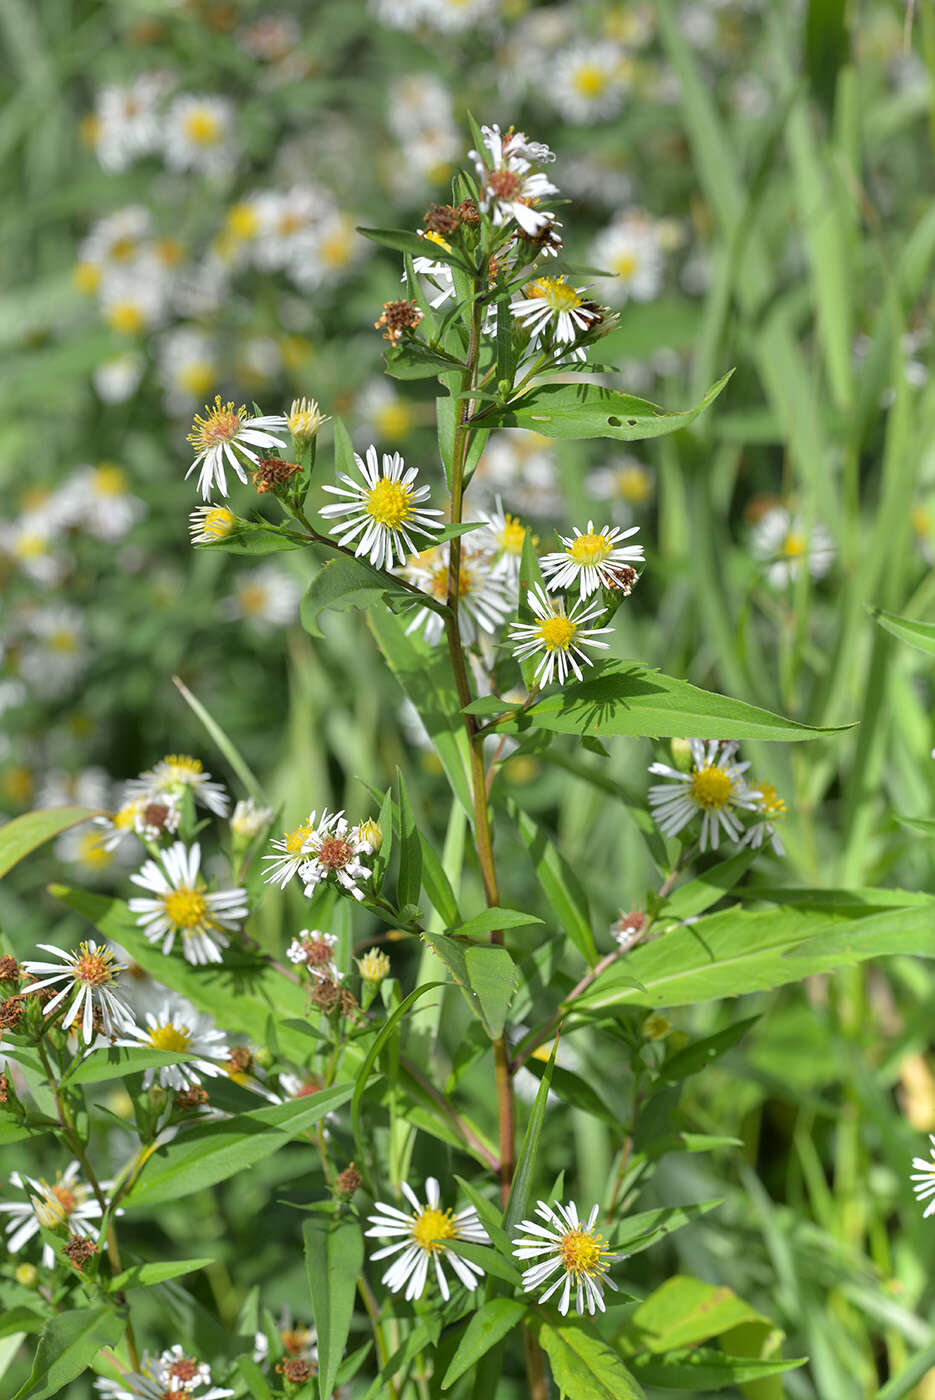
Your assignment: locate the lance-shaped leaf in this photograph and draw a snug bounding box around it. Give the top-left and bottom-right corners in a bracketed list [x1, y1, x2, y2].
[472, 371, 731, 442]
[357, 225, 470, 269]
[442, 1299, 528, 1390]
[122, 1085, 353, 1206]
[301, 556, 417, 637]
[0, 807, 104, 880]
[304, 1216, 364, 1400]
[196, 520, 304, 554]
[13, 1307, 125, 1400]
[108, 1257, 216, 1291]
[871, 606, 935, 657]
[504, 1040, 557, 1236]
[422, 933, 517, 1039]
[538, 1322, 646, 1400]
[629, 1348, 805, 1390]
[394, 768, 422, 910]
[509, 802, 597, 965]
[499, 660, 853, 743]
[575, 897, 935, 1013]
[384, 341, 465, 379]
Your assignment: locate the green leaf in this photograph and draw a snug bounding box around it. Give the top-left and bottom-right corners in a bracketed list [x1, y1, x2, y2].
[171, 675, 266, 805]
[418, 831, 462, 926]
[235, 1357, 275, 1400]
[0, 1309, 43, 1342]
[612, 1200, 722, 1256]
[368, 608, 473, 817]
[13, 1307, 125, 1400]
[509, 802, 597, 965]
[804, 0, 848, 117]
[123, 1085, 353, 1206]
[653, 1019, 759, 1088]
[895, 815, 935, 836]
[622, 1274, 781, 1355]
[442, 1300, 528, 1390]
[576, 898, 935, 1012]
[445, 1238, 522, 1288]
[504, 1041, 557, 1237]
[449, 908, 544, 939]
[422, 933, 517, 1039]
[357, 225, 468, 269]
[629, 1347, 805, 1389]
[301, 556, 414, 637]
[108, 1257, 215, 1291]
[659, 853, 756, 923]
[474, 371, 731, 442]
[0, 807, 103, 880]
[197, 520, 303, 554]
[64, 1046, 195, 1086]
[394, 768, 423, 910]
[303, 1216, 364, 1400]
[538, 1322, 646, 1400]
[384, 341, 465, 379]
[871, 606, 935, 657]
[506, 661, 852, 742]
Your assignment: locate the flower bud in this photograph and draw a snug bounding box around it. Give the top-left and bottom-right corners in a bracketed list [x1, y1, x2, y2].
[670, 737, 693, 772]
[334, 1163, 363, 1200]
[355, 818, 383, 854]
[288, 396, 328, 442]
[355, 948, 391, 985]
[15, 1262, 39, 1289]
[147, 1085, 168, 1113]
[641, 1012, 671, 1042]
[253, 1045, 274, 1071]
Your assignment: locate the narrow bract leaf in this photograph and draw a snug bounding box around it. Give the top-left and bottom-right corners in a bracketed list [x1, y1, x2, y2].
[351, 982, 445, 1158]
[629, 1347, 805, 1389]
[304, 1216, 364, 1400]
[357, 225, 469, 269]
[509, 802, 597, 964]
[394, 768, 423, 910]
[449, 908, 544, 939]
[504, 1040, 557, 1237]
[64, 1046, 195, 1086]
[109, 1257, 215, 1291]
[0, 807, 104, 880]
[871, 606, 935, 657]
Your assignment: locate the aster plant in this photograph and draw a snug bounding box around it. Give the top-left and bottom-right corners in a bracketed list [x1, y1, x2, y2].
[5, 119, 926, 1400]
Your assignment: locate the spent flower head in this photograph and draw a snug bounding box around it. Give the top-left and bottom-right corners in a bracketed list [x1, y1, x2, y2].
[185, 395, 288, 500]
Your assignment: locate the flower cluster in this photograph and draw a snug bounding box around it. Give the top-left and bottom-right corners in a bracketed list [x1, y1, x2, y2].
[648, 739, 786, 854]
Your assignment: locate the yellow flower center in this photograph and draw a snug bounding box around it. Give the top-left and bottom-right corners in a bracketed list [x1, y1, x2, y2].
[755, 781, 786, 818]
[13, 534, 46, 559]
[498, 515, 528, 554]
[284, 822, 313, 855]
[114, 800, 141, 829]
[568, 531, 612, 566]
[109, 236, 138, 263]
[689, 765, 734, 810]
[616, 464, 652, 504]
[48, 628, 78, 653]
[375, 402, 413, 441]
[424, 229, 452, 253]
[319, 221, 353, 268]
[77, 831, 113, 870]
[226, 203, 260, 240]
[179, 362, 217, 399]
[156, 238, 184, 267]
[188, 397, 246, 452]
[163, 888, 208, 930]
[106, 301, 145, 335]
[573, 64, 609, 98]
[200, 507, 234, 540]
[560, 1227, 607, 1276]
[184, 108, 222, 146]
[92, 465, 126, 496]
[536, 615, 576, 651]
[411, 1206, 457, 1253]
[238, 584, 269, 616]
[73, 942, 118, 986]
[73, 262, 101, 294]
[612, 251, 639, 280]
[365, 477, 415, 529]
[149, 1023, 193, 1053]
[52, 1184, 79, 1215]
[526, 276, 582, 312]
[782, 531, 806, 559]
[163, 754, 203, 778]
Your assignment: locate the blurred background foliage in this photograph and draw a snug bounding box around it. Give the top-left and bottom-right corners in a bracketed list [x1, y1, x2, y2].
[4, 0, 935, 1395]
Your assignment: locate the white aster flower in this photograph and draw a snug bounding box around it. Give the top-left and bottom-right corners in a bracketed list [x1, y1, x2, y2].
[189, 504, 236, 545]
[58, 464, 146, 542]
[473, 429, 562, 518]
[751, 506, 835, 588]
[739, 780, 787, 857]
[99, 260, 172, 336]
[91, 73, 170, 172]
[509, 584, 613, 687]
[19, 606, 87, 697]
[162, 95, 236, 176]
[319, 444, 444, 570]
[550, 42, 629, 123]
[93, 352, 145, 404]
[591, 212, 665, 305]
[296, 811, 372, 902]
[128, 842, 248, 964]
[78, 205, 152, 271]
[21, 941, 134, 1041]
[158, 326, 219, 407]
[648, 739, 761, 852]
[513, 1199, 620, 1316]
[366, 1177, 489, 1301]
[286, 930, 341, 981]
[0, 1162, 110, 1265]
[470, 123, 557, 235]
[263, 814, 321, 889]
[402, 541, 512, 647]
[510, 275, 600, 352]
[587, 457, 654, 514]
[126, 753, 230, 817]
[912, 1135, 935, 1217]
[540, 521, 643, 599]
[94, 1348, 233, 1400]
[220, 564, 301, 628]
[120, 997, 228, 1090]
[230, 797, 273, 842]
[479, 497, 535, 589]
[185, 396, 288, 500]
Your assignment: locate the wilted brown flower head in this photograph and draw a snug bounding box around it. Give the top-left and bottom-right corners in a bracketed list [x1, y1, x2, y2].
[252, 456, 301, 494]
[63, 1234, 98, 1269]
[423, 203, 460, 236]
[374, 299, 423, 344]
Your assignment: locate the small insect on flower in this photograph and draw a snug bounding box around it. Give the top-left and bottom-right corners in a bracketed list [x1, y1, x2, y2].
[366, 1177, 489, 1301]
[21, 941, 134, 1041]
[510, 276, 602, 347]
[186, 395, 288, 500]
[648, 739, 762, 853]
[509, 583, 613, 687]
[128, 842, 248, 965]
[911, 1135, 935, 1217]
[126, 753, 230, 817]
[513, 1199, 620, 1316]
[0, 1162, 112, 1266]
[297, 811, 373, 903]
[470, 123, 558, 235]
[319, 444, 443, 571]
[120, 997, 229, 1090]
[540, 521, 643, 600]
